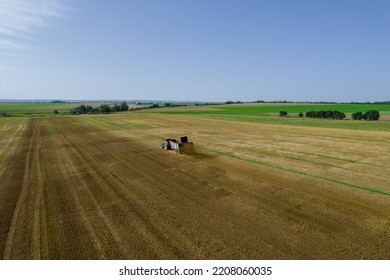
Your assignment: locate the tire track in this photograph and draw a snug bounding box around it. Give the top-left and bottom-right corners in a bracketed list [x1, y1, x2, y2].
[40, 135, 103, 259]
[0, 119, 28, 258]
[32, 119, 43, 259]
[52, 137, 107, 259]
[62, 134, 191, 259]
[61, 129, 281, 259]
[0, 119, 26, 171]
[3, 119, 45, 259]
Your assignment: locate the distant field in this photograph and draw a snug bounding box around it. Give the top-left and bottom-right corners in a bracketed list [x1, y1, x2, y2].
[145, 103, 390, 131]
[2, 102, 389, 118]
[177, 114, 390, 131]
[0, 102, 78, 116]
[154, 103, 390, 115]
[0, 102, 136, 116]
[1, 113, 389, 259]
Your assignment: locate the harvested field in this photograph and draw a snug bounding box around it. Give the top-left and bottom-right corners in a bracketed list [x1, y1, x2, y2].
[0, 114, 389, 259]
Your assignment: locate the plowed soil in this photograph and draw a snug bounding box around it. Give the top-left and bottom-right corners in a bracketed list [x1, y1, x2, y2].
[0, 114, 389, 259]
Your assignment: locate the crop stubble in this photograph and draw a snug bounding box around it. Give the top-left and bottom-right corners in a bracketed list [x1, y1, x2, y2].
[0, 114, 389, 259]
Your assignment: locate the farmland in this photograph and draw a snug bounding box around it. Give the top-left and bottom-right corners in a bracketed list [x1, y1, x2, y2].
[153, 103, 390, 116]
[0, 102, 136, 117]
[0, 102, 81, 116]
[151, 103, 390, 131]
[0, 105, 390, 259]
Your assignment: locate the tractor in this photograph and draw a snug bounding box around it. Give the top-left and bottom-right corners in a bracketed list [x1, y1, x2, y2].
[161, 136, 194, 154]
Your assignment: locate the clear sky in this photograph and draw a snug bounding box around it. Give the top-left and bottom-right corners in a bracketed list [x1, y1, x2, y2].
[1, 0, 389, 102]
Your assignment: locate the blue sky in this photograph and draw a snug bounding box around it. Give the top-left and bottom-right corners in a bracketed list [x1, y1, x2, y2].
[1, 0, 389, 102]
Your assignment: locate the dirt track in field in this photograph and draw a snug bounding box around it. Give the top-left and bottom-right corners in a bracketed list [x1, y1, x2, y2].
[0, 115, 389, 259]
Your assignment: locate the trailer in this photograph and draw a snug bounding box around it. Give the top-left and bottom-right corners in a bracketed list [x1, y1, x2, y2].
[161, 136, 194, 154]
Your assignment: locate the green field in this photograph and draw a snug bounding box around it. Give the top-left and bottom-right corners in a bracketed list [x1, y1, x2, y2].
[2, 102, 389, 131]
[146, 103, 390, 131]
[181, 114, 390, 131]
[2, 102, 389, 117]
[154, 103, 390, 116]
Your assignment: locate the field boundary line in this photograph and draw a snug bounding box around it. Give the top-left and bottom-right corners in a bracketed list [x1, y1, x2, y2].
[236, 146, 390, 180]
[184, 113, 390, 134]
[234, 141, 359, 163]
[208, 149, 390, 197]
[32, 119, 44, 259]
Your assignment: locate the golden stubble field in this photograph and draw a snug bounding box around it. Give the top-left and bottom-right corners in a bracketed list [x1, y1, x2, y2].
[0, 114, 389, 259]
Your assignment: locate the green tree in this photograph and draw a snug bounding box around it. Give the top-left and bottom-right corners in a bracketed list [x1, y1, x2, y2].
[305, 110, 345, 119]
[120, 101, 129, 111]
[363, 110, 380, 121]
[86, 105, 93, 112]
[279, 111, 288, 117]
[79, 105, 87, 113]
[69, 104, 94, 115]
[112, 103, 121, 112]
[99, 104, 112, 114]
[150, 104, 160, 108]
[351, 112, 363, 120]
[89, 107, 100, 114]
[298, 112, 303, 118]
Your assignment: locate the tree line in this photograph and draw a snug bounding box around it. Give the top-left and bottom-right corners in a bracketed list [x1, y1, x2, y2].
[305, 110, 346, 119]
[69, 101, 129, 115]
[278, 109, 380, 121]
[351, 110, 380, 120]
